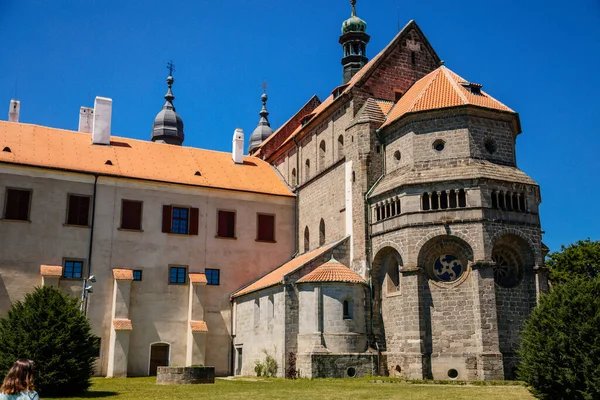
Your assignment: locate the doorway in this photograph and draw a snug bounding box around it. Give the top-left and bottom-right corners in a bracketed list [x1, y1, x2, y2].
[149, 343, 170, 376]
[235, 347, 243, 376]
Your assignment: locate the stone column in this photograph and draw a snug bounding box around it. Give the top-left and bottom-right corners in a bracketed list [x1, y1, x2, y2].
[533, 265, 549, 301]
[107, 269, 133, 378]
[40, 265, 62, 287]
[397, 265, 428, 379]
[187, 273, 208, 366]
[470, 261, 504, 380]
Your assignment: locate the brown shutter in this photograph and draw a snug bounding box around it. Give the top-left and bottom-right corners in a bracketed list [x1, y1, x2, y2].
[226, 212, 235, 238]
[189, 208, 199, 235]
[217, 211, 227, 237]
[162, 205, 172, 233]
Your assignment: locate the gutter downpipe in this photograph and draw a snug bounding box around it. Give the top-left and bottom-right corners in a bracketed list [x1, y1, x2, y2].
[292, 134, 300, 255]
[81, 174, 99, 314]
[365, 128, 385, 374]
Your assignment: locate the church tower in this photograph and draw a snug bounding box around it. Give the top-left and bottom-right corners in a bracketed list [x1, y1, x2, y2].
[248, 91, 274, 154]
[339, 0, 370, 84]
[151, 63, 185, 145]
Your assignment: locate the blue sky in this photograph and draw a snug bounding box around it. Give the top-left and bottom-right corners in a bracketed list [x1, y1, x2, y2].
[1, 0, 599, 252]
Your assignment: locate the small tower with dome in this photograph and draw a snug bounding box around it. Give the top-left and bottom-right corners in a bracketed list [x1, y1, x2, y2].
[151, 62, 185, 145]
[248, 91, 274, 154]
[339, 0, 370, 84]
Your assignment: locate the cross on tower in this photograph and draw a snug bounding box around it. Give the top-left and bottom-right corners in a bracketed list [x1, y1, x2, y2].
[167, 60, 175, 76]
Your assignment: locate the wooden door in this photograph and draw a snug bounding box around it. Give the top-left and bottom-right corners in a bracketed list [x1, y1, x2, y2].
[149, 343, 170, 376]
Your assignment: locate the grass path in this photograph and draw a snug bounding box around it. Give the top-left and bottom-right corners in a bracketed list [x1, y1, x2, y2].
[52, 377, 534, 400]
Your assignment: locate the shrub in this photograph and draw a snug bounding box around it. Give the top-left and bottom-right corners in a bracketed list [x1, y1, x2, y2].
[517, 277, 600, 399]
[254, 360, 264, 377]
[263, 351, 278, 377]
[0, 286, 99, 397]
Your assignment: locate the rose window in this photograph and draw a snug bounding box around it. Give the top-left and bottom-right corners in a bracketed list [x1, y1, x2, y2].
[433, 254, 464, 282]
[492, 249, 522, 288]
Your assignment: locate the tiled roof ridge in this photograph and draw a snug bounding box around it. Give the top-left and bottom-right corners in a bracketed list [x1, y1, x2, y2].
[296, 259, 366, 284]
[441, 66, 469, 104]
[443, 67, 515, 112]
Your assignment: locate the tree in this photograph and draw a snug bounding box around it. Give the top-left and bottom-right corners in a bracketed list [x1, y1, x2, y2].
[517, 277, 600, 399]
[0, 286, 98, 397]
[547, 239, 600, 284]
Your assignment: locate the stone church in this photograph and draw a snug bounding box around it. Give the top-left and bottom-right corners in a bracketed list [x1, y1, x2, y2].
[0, 1, 547, 381]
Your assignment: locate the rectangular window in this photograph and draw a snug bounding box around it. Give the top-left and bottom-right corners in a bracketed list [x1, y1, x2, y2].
[67, 195, 91, 226]
[133, 270, 143, 281]
[205, 268, 220, 285]
[4, 188, 31, 221]
[172, 207, 189, 234]
[169, 266, 187, 284]
[257, 214, 275, 242]
[162, 205, 199, 235]
[64, 260, 84, 279]
[121, 200, 143, 230]
[217, 210, 236, 238]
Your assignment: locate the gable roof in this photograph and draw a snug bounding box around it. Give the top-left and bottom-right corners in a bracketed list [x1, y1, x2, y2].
[231, 239, 343, 298]
[296, 258, 366, 284]
[257, 20, 439, 161]
[381, 66, 515, 128]
[0, 121, 294, 197]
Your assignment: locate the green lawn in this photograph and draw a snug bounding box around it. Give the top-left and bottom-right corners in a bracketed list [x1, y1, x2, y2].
[51, 377, 534, 400]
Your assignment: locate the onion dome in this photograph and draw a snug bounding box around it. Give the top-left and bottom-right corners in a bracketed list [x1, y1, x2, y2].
[248, 92, 274, 153]
[151, 75, 185, 145]
[342, 0, 367, 34]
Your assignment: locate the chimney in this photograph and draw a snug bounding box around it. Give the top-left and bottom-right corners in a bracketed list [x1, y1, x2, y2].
[232, 128, 244, 164]
[79, 106, 94, 133]
[92, 97, 112, 145]
[8, 99, 20, 122]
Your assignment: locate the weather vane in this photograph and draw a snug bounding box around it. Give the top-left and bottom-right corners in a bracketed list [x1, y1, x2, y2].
[262, 79, 268, 94]
[167, 60, 175, 76]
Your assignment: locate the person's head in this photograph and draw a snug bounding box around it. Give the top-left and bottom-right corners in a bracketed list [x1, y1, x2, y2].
[0, 359, 36, 395]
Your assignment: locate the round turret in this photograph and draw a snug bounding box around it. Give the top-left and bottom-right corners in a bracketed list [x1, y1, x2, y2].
[151, 75, 185, 145]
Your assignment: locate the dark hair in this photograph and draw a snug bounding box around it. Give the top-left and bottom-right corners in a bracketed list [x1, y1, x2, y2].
[1, 359, 36, 395]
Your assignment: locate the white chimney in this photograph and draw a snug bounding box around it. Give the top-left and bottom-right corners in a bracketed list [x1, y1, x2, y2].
[78, 106, 94, 133]
[92, 97, 112, 145]
[8, 99, 20, 122]
[232, 128, 244, 164]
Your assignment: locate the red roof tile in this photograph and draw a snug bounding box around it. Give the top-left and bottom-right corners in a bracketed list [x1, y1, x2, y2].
[113, 319, 133, 331]
[0, 121, 293, 198]
[381, 66, 514, 128]
[232, 240, 342, 297]
[113, 269, 133, 280]
[40, 265, 63, 277]
[189, 273, 208, 285]
[190, 320, 208, 333]
[296, 259, 366, 284]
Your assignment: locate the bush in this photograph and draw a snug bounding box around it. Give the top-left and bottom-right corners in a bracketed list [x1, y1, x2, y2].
[0, 286, 99, 397]
[254, 350, 278, 377]
[517, 277, 600, 399]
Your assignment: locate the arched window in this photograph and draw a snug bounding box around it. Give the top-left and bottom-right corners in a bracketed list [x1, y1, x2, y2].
[512, 193, 519, 211]
[458, 189, 467, 208]
[305, 159, 311, 181]
[338, 135, 344, 158]
[385, 202, 391, 218]
[254, 299, 260, 327]
[376, 206, 381, 221]
[422, 193, 430, 211]
[396, 199, 401, 215]
[491, 190, 498, 209]
[343, 300, 352, 319]
[505, 191, 512, 211]
[319, 219, 325, 246]
[319, 140, 326, 170]
[498, 191, 505, 210]
[291, 168, 297, 187]
[449, 189, 457, 208]
[304, 226, 310, 252]
[519, 193, 526, 212]
[431, 191, 439, 210]
[268, 294, 274, 322]
[440, 190, 448, 209]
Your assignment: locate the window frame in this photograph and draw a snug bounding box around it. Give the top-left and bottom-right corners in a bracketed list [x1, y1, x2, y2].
[63, 258, 85, 280]
[168, 265, 187, 285]
[256, 213, 276, 243]
[171, 206, 190, 235]
[120, 199, 144, 231]
[205, 268, 220, 286]
[132, 270, 143, 281]
[3, 187, 32, 221]
[216, 209, 236, 239]
[65, 193, 92, 227]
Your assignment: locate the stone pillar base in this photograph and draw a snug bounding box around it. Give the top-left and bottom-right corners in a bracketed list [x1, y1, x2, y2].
[477, 352, 504, 380]
[384, 352, 429, 380]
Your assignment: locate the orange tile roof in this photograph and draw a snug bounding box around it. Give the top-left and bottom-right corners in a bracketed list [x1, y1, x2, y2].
[40, 265, 63, 277]
[232, 240, 342, 297]
[296, 259, 366, 284]
[190, 320, 208, 333]
[375, 100, 394, 116]
[189, 273, 208, 285]
[113, 268, 133, 280]
[381, 66, 514, 128]
[0, 121, 293, 198]
[113, 319, 133, 331]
